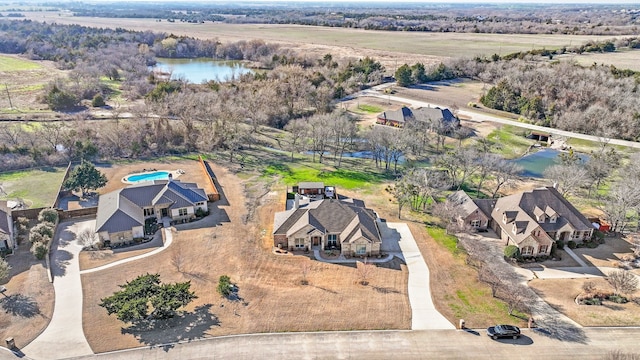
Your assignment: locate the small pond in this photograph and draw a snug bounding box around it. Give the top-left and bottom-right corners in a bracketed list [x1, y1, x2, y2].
[513, 148, 588, 178]
[153, 58, 253, 83]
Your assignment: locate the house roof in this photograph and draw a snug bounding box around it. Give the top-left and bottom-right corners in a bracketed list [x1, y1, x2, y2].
[447, 190, 480, 218]
[96, 180, 207, 234]
[0, 201, 11, 236]
[491, 186, 591, 245]
[377, 106, 457, 125]
[273, 199, 381, 244]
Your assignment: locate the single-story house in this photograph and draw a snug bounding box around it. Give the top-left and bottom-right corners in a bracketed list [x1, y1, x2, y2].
[490, 187, 594, 257]
[95, 179, 208, 245]
[376, 106, 460, 131]
[0, 201, 14, 251]
[447, 190, 494, 231]
[273, 198, 382, 257]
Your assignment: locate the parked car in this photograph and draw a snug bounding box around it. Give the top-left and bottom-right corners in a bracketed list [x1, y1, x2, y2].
[486, 325, 521, 340]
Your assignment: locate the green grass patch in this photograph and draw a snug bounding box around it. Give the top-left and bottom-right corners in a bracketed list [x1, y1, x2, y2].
[426, 226, 460, 255]
[486, 125, 535, 159]
[0, 55, 42, 71]
[449, 287, 525, 325]
[263, 161, 389, 190]
[0, 166, 66, 208]
[356, 104, 383, 114]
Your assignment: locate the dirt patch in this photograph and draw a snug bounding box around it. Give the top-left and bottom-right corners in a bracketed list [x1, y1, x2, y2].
[0, 236, 55, 349]
[81, 162, 410, 353]
[573, 236, 635, 268]
[529, 277, 640, 326]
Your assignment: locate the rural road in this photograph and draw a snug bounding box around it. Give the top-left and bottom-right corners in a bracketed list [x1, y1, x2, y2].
[52, 327, 640, 360]
[357, 85, 640, 150]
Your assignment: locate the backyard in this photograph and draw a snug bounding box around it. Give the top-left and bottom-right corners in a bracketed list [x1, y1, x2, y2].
[0, 166, 67, 208]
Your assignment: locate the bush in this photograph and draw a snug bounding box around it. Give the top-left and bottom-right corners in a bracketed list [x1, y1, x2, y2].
[556, 240, 564, 249]
[31, 222, 54, 239]
[581, 298, 601, 306]
[30, 241, 48, 260]
[91, 93, 106, 107]
[504, 245, 520, 259]
[195, 207, 209, 218]
[567, 240, 577, 249]
[607, 295, 629, 304]
[217, 275, 232, 297]
[38, 208, 59, 223]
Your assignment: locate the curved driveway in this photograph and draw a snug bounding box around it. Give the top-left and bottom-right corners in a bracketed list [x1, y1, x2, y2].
[22, 219, 94, 360]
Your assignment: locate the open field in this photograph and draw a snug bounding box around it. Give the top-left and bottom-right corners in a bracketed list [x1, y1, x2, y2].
[81, 161, 411, 353]
[530, 278, 640, 327]
[0, 54, 63, 114]
[0, 221, 55, 349]
[20, 13, 622, 68]
[558, 49, 640, 72]
[0, 166, 67, 208]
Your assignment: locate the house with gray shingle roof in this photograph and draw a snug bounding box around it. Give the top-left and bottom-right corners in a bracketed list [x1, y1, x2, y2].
[490, 187, 593, 257]
[447, 190, 493, 231]
[273, 198, 381, 257]
[95, 179, 207, 245]
[376, 106, 459, 131]
[0, 201, 14, 251]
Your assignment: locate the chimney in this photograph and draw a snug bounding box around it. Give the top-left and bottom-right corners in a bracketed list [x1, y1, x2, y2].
[294, 193, 300, 209]
[552, 182, 558, 189]
[168, 173, 173, 182]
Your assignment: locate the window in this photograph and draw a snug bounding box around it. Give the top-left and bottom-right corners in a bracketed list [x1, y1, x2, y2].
[327, 234, 337, 247]
[144, 208, 155, 217]
[295, 238, 305, 248]
[539, 245, 548, 254]
[470, 220, 480, 228]
[356, 244, 367, 255]
[573, 231, 581, 239]
[178, 208, 188, 216]
[521, 246, 534, 256]
[550, 216, 557, 223]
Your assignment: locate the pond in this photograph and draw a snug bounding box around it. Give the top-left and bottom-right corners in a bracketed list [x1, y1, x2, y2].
[153, 58, 253, 83]
[513, 148, 588, 178]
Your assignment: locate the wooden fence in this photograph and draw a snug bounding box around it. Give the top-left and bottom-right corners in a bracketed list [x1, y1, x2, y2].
[198, 155, 220, 202]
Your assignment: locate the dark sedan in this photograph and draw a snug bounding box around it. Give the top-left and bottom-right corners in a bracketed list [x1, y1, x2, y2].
[487, 325, 521, 340]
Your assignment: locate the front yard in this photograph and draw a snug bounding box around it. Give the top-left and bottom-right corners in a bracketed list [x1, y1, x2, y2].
[81, 162, 411, 353]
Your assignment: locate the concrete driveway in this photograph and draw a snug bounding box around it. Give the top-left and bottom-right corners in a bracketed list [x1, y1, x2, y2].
[22, 219, 94, 360]
[382, 222, 455, 330]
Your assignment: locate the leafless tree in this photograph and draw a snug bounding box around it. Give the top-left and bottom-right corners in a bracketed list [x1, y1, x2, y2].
[607, 270, 639, 296]
[0, 258, 11, 282]
[601, 180, 640, 234]
[356, 258, 375, 286]
[284, 119, 307, 160]
[300, 262, 312, 285]
[77, 228, 99, 250]
[490, 159, 523, 198]
[305, 114, 332, 163]
[604, 350, 640, 360]
[171, 241, 186, 273]
[435, 147, 480, 190]
[330, 111, 357, 167]
[543, 164, 588, 198]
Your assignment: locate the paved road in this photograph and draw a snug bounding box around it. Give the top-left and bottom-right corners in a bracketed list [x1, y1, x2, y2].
[357, 86, 640, 149]
[61, 327, 640, 360]
[384, 222, 455, 330]
[22, 219, 95, 360]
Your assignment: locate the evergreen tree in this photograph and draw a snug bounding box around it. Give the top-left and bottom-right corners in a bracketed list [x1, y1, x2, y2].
[395, 64, 413, 87]
[63, 160, 107, 196]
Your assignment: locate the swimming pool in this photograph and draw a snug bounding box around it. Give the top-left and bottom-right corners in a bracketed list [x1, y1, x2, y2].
[123, 171, 171, 183]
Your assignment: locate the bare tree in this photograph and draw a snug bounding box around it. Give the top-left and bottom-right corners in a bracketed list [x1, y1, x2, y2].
[305, 114, 332, 163]
[490, 159, 522, 198]
[601, 180, 640, 233]
[300, 262, 312, 285]
[543, 164, 588, 198]
[171, 244, 186, 273]
[607, 270, 639, 296]
[500, 284, 532, 316]
[77, 228, 99, 250]
[356, 258, 375, 286]
[435, 147, 480, 190]
[284, 119, 307, 160]
[0, 258, 11, 282]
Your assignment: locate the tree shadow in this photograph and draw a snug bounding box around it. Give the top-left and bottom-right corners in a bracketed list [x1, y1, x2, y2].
[121, 304, 220, 347]
[0, 294, 41, 318]
[372, 286, 400, 294]
[532, 316, 588, 344]
[52, 249, 73, 277]
[309, 285, 338, 294]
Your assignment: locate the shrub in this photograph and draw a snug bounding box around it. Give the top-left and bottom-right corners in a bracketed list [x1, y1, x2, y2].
[91, 93, 105, 107]
[607, 295, 629, 304]
[38, 208, 59, 223]
[567, 240, 577, 249]
[504, 245, 520, 259]
[30, 241, 48, 260]
[31, 222, 54, 239]
[195, 207, 209, 218]
[17, 216, 29, 228]
[217, 275, 232, 297]
[556, 240, 564, 249]
[581, 298, 601, 306]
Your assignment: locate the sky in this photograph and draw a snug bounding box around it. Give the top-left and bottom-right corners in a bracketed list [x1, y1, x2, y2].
[46, 0, 640, 3]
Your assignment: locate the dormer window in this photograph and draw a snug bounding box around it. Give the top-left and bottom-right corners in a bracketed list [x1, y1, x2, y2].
[549, 215, 557, 223]
[537, 215, 545, 223]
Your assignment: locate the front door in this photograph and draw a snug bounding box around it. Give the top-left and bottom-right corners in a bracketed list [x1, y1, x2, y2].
[161, 208, 168, 217]
[312, 236, 320, 246]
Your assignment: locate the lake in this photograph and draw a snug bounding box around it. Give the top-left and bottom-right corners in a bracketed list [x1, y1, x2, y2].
[513, 148, 588, 178]
[153, 58, 253, 83]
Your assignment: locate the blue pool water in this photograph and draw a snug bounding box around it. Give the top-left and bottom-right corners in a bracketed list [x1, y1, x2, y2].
[125, 171, 170, 183]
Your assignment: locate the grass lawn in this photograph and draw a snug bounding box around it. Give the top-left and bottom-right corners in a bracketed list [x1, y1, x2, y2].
[486, 125, 536, 159]
[0, 54, 42, 71]
[0, 166, 67, 208]
[529, 278, 640, 326]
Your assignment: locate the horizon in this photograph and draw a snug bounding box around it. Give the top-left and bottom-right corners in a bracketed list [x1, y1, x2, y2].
[11, 0, 640, 4]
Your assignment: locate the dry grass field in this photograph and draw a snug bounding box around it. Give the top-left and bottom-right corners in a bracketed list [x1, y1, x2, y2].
[81, 162, 410, 353]
[21, 12, 626, 69]
[0, 223, 55, 349]
[530, 278, 640, 327]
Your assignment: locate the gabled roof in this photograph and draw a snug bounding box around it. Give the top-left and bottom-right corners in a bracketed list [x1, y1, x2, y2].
[377, 106, 414, 123]
[298, 182, 324, 189]
[273, 199, 381, 244]
[96, 180, 207, 234]
[377, 106, 458, 125]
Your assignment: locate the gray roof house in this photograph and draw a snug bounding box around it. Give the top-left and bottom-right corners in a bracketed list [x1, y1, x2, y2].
[96, 180, 208, 245]
[273, 198, 382, 257]
[0, 201, 14, 251]
[490, 187, 594, 257]
[376, 106, 459, 130]
[447, 190, 494, 231]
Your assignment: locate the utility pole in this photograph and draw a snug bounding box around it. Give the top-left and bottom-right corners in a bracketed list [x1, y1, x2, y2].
[4, 84, 13, 109]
